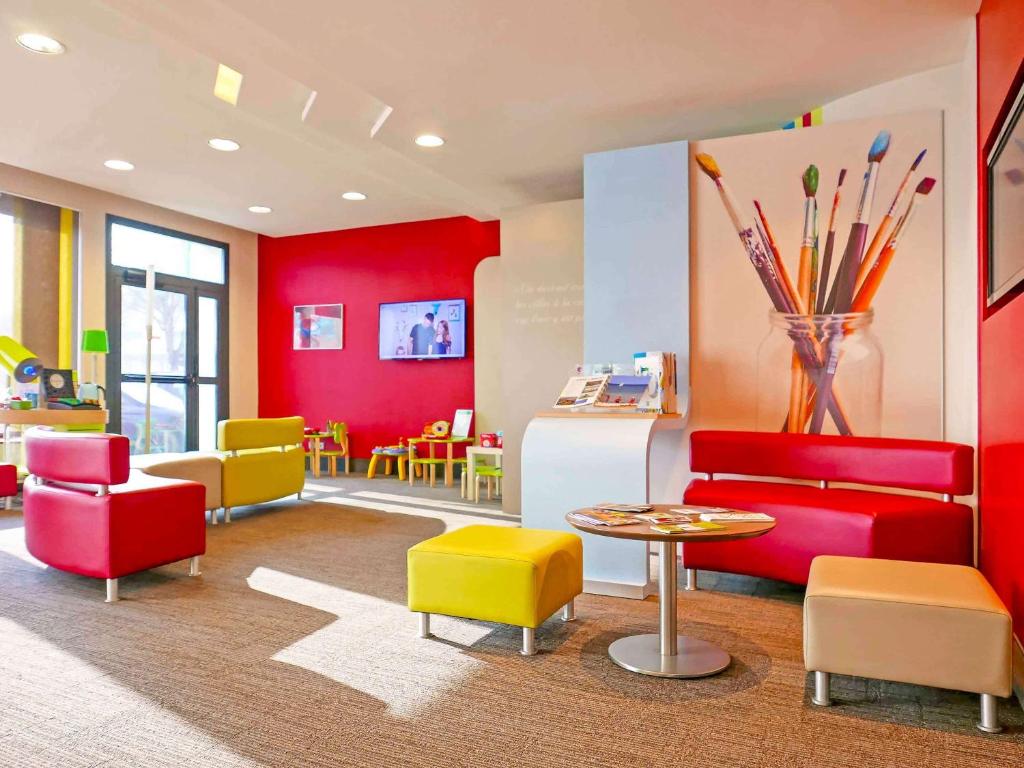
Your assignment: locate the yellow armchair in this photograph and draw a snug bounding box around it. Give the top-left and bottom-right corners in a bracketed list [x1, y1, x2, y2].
[217, 417, 305, 521]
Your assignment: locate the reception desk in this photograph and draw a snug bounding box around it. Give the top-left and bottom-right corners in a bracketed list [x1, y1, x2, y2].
[521, 410, 688, 598]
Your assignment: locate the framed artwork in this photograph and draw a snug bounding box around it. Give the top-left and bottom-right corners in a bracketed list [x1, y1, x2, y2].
[293, 304, 344, 350]
[987, 75, 1024, 307]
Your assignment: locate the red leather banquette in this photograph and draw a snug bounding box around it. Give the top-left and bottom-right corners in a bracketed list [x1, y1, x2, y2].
[682, 430, 974, 585]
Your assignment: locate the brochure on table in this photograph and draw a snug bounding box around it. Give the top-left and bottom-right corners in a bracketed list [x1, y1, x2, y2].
[552, 352, 678, 414]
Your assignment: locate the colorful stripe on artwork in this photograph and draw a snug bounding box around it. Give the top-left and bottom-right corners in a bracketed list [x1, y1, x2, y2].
[783, 107, 823, 130]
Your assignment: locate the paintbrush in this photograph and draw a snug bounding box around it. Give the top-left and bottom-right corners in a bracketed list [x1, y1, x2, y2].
[810, 129, 891, 434]
[788, 166, 818, 431]
[852, 177, 936, 311]
[854, 149, 926, 294]
[815, 169, 846, 313]
[755, 200, 802, 312]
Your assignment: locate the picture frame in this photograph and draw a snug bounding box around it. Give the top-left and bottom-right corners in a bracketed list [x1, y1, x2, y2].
[293, 304, 344, 350]
[986, 74, 1024, 308]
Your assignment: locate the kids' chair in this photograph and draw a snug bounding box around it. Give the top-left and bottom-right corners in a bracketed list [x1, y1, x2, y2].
[408, 443, 447, 488]
[321, 421, 350, 476]
[473, 464, 503, 503]
[368, 445, 407, 480]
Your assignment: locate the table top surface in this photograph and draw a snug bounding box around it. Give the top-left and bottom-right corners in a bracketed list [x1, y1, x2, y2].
[566, 504, 776, 543]
[0, 408, 109, 425]
[407, 436, 475, 444]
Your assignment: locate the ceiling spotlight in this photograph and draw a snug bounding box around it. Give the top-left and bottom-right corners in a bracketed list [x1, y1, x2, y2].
[415, 134, 445, 148]
[342, 191, 367, 201]
[248, 205, 272, 214]
[208, 138, 240, 152]
[16, 33, 66, 55]
[104, 159, 134, 171]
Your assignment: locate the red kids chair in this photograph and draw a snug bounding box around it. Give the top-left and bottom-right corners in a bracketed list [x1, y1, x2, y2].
[23, 427, 206, 602]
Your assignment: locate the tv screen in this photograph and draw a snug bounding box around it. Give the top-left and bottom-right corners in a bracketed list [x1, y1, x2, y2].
[379, 299, 467, 360]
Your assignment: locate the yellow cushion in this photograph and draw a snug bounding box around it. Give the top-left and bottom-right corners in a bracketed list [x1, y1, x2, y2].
[408, 525, 583, 629]
[218, 417, 304, 451]
[221, 445, 305, 508]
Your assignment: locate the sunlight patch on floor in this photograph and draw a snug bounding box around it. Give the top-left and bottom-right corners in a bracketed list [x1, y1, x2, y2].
[246, 566, 491, 719]
[303, 482, 342, 493]
[0, 526, 47, 569]
[316, 495, 517, 531]
[351, 490, 514, 516]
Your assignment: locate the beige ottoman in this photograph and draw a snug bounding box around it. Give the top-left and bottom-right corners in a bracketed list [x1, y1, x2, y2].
[804, 556, 1012, 733]
[131, 452, 224, 523]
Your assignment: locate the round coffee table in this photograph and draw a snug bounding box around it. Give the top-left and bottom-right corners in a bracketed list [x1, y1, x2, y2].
[566, 505, 774, 679]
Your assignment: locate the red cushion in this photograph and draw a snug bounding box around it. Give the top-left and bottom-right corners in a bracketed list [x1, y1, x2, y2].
[682, 479, 973, 585]
[0, 463, 16, 497]
[25, 428, 130, 486]
[689, 430, 973, 496]
[23, 473, 205, 579]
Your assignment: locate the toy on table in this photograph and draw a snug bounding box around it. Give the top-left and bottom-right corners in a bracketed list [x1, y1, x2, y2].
[422, 420, 451, 439]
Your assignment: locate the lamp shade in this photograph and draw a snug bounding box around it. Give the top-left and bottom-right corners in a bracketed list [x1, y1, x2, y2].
[80, 329, 110, 354]
[0, 335, 43, 383]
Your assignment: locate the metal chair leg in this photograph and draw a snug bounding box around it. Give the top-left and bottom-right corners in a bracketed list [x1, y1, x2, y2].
[224, 507, 232, 523]
[418, 612, 431, 638]
[561, 599, 576, 622]
[520, 627, 536, 656]
[297, 490, 302, 501]
[812, 671, 831, 706]
[105, 578, 119, 603]
[978, 693, 1002, 733]
[685, 568, 698, 591]
[188, 556, 201, 577]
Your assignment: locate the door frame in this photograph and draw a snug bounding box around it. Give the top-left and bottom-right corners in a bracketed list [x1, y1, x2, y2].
[104, 215, 229, 450]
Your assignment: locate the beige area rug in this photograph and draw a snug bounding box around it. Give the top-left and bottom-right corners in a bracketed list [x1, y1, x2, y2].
[0, 498, 1021, 767]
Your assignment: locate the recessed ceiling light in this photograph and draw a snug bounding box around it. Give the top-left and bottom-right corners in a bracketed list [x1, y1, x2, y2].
[248, 205, 272, 214]
[415, 134, 445, 148]
[104, 159, 134, 171]
[208, 138, 240, 152]
[16, 33, 65, 55]
[342, 191, 367, 201]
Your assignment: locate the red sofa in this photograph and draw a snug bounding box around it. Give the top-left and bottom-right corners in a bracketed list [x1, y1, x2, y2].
[1, 462, 16, 508]
[681, 430, 974, 586]
[23, 427, 207, 602]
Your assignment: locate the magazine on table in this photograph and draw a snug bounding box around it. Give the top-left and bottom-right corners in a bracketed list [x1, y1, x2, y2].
[650, 521, 727, 534]
[553, 375, 609, 408]
[568, 510, 638, 527]
[593, 502, 654, 513]
[698, 511, 775, 522]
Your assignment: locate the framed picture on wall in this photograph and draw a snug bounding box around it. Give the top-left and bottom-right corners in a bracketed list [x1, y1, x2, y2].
[293, 304, 344, 350]
[986, 76, 1024, 307]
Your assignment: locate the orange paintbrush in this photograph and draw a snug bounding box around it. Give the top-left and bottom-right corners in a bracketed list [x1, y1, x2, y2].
[754, 200, 802, 313]
[852, 177, 936, 311]
[815, 169, 846, 313]
[854, 149, 926, 294]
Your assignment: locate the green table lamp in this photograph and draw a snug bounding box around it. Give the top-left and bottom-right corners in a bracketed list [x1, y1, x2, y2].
[80, 329, 109, 404]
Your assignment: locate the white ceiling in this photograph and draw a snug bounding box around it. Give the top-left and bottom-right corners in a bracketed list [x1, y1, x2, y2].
[0, 0, 978, 237]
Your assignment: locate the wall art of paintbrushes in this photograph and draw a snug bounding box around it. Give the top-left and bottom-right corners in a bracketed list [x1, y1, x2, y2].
[694, 152, 851, 435]
[852, 177, 936, 311]
[827, 130, 891, 315]
[811, 129, 891, 434]
[854, 148, 926, 294]
[815, 169, 846, 313]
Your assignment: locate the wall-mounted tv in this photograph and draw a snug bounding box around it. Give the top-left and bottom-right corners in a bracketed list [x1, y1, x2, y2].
[379, 299, 467, 360]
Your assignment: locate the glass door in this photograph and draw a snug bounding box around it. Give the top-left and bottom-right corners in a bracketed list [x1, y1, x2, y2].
[106, 216, 228, 454]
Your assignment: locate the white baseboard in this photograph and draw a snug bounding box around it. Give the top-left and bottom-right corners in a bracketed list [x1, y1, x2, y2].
[583, 578, 656, 600]
[1014, 635, 1024, 712]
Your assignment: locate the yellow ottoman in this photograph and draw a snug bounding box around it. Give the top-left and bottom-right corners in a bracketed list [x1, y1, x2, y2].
[804, 555, 1012, 733]
[408, 525, 583, 655]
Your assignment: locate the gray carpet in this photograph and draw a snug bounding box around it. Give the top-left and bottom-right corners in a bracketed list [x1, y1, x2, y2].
[0, 479, 1021, 767]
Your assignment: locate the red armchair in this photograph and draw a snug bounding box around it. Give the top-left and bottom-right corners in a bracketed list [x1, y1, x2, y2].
[1, 462, 16, 509]
[23, 427, 206, 602]
[681, 430, 974, 587]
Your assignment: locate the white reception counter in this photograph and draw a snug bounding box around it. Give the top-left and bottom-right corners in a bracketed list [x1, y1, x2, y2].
[520, 411, 688, 598]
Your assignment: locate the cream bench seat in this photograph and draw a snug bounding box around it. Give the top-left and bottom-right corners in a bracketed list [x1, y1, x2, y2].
[131, 452, 224, 522]
[804, 555, 1012, 733]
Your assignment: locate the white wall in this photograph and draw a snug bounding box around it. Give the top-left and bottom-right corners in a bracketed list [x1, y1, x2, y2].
[821, 37, 978, 448]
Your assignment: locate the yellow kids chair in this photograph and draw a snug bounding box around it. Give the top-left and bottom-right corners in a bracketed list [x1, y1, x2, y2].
[321, 421, 350, 476]
[408, 441, 447, 488]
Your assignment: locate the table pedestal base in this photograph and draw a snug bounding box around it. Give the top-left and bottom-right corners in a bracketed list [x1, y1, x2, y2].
[608, 634, 730, 678]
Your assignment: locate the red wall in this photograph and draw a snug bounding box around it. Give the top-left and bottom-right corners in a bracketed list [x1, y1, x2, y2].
[258, 216, 499, 458]
[978, 0, 1024, 641]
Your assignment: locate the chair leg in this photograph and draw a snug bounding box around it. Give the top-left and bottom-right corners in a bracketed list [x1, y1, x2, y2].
[685, 568, 698, 591]
[297, 490, 303, 501]
[487, 477, 493, 500]
[429, 465, 436, 488]
[224, 507, 232, 524]
[105, 578, 119, 603]
[418, 612, 432, 638]
[210, 508, 219, 525]
[474, 475, 481, 503]
[520, 627, 536, 656]
[385, 458, 393, 476]
[978, 694, 1002, 734]
[345, 456, 350, 474]
[812, 671, 831, 706]
[4, 496, 11, 510]
[460, 471, 467, 499]
[561, 599, 576, 622]
[188, 556, 201, 576]
[398, 458, 406, 481]
[330, 456, 337, 478]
